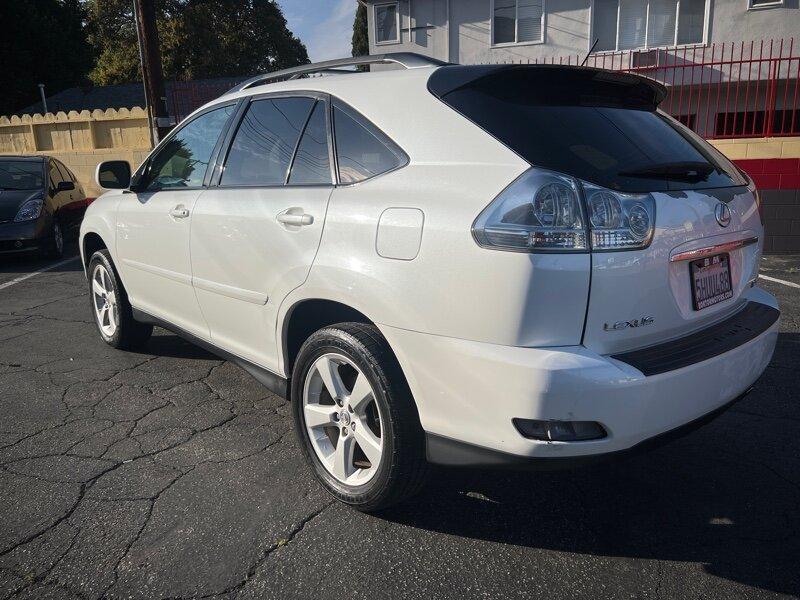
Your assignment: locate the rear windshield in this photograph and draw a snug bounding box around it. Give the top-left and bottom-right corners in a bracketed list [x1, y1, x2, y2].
[431, 67, 746, 192]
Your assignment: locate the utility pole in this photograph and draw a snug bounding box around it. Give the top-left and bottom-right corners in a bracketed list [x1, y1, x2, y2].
[133, 0, 170, 143]
[37, 84, 48, 113]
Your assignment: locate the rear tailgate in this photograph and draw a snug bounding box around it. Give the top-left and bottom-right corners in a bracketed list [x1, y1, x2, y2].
[583, 185, 763, 355]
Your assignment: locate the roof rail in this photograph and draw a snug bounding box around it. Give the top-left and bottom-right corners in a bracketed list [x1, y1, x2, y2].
[226, 53, 448, 94]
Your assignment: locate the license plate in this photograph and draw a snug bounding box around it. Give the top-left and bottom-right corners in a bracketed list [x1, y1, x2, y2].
[690, 253, 733, 310]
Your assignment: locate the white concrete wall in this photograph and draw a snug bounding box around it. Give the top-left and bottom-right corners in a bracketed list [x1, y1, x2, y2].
[367, 0, 800, 66]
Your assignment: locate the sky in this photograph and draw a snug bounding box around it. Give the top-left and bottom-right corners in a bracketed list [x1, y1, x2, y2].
[279, 0, 358, 63]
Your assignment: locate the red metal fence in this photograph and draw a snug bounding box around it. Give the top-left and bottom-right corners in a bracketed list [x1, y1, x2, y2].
[167, 80, 241, 122]
[495, 38, 800, 140]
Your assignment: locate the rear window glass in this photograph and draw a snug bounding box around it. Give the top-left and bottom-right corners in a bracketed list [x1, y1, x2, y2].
[288, 101, 332, 185]
[333, 100, 407, 184]
[433, 67, 745, 192]
[223, 97, 314, 187]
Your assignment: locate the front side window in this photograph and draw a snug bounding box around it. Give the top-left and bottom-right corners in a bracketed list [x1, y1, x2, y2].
[493, 0, 544, 45]
[375, 2, 399, 43]
[144, 104, 234, 191]
[332, 101, 407, 184]
[222, 97, 315, 187]
[593, 0, 706, 52]
[48, 162, 63, 195]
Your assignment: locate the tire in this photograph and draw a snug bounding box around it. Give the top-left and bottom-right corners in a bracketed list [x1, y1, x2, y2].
[44, 218, 64, 259]
[291, 323, 428, 511]
[87, 250, 153, 350]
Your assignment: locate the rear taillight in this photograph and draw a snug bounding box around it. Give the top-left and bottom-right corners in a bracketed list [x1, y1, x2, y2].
[752, 187, 763, 223]
[472, 168, 655, 253]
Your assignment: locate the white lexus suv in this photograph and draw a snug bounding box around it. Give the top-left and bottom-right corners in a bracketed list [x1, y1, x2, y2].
[81, 54, 780, 511]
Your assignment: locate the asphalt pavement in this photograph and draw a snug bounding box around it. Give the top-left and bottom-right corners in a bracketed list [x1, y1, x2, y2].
[0, 246, 798, 599]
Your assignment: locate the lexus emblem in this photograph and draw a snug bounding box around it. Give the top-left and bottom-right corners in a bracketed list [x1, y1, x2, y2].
[715, 203, 732, 228]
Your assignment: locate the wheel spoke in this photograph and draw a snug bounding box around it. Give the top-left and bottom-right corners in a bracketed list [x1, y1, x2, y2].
[316, 356, 346, 400]
[107, 302, 116, 328]
[353, 423, 382, 466]
[331, 434, 355, 481]
[99, 304, 109, 326]
[92, 278, 104, 296]
[348, 373, 373, 414]
[304, 403, 337, 428]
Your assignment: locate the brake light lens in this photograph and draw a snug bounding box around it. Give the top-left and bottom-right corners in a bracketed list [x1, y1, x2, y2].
[472, 169, 587, 252]
[472, 168, 656, 253]
[583, 183, 655, 250]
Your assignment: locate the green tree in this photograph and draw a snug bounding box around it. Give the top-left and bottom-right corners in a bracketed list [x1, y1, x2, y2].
[0, 0, 94, 115]
[86, 0, 309, 85]
[352, 2, 368, 58]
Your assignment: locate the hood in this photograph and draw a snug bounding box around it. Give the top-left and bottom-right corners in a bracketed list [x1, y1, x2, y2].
[0, 190, 43, 222]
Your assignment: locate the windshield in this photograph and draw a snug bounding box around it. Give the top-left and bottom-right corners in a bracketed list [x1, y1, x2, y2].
[432, 67, 746, 192]
[0, 161, 44, 191]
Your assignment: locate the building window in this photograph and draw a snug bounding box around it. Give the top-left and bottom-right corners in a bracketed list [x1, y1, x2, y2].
[492, 0, 545, 46]
[748, 0, 783, 8]
[592, 0, 706, 52]
[375, 2, 400, 44]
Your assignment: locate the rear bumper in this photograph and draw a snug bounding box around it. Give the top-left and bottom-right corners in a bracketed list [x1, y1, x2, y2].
[378, 287, 779, 465]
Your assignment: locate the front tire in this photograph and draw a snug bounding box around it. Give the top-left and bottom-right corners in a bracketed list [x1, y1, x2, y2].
[88, 250, 153, 350]
[44, 218, 64, 259]
[292, 323, 428, 511]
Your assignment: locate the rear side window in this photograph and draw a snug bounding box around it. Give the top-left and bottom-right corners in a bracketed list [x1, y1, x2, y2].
[332, 101, 407, 184]
[222, 97, 314, 187]
[431, 67, 746, 192]
[288, 101, 332, 185]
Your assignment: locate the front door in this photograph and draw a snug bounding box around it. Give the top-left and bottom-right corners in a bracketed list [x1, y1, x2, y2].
[115, 104, 236, 339]
[190, 95, 334, 372]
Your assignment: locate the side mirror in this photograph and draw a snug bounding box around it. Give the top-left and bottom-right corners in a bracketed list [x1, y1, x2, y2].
[96, 160, 132, 190]
[56, 181, 75, 192]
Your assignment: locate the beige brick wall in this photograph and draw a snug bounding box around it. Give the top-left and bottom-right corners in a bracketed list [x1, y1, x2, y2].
[0, 108, 153, 197]
[709, 136, 800, 160]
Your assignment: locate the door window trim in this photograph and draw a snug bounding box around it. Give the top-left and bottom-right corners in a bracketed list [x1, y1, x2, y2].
[210, 90, 337, 189]
[490, 0, 547, 48]
[588, 0, 710, 54]
[374, 2, 401, 45]
[131, 100, 240, 193]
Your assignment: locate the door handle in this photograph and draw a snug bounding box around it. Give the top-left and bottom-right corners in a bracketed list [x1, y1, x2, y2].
[170, 206, 190, 219]
[276, 211, 314, 227]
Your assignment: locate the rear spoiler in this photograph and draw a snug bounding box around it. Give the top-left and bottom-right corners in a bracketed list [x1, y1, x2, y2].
[427, 64, 668, 111]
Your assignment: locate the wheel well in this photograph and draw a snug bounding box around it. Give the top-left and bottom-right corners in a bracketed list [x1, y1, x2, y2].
[82, 232, 107, 267]
[284, 300, 372, 375]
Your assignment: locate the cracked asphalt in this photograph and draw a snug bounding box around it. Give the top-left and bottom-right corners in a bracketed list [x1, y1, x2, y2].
[0, 246, 798, 600]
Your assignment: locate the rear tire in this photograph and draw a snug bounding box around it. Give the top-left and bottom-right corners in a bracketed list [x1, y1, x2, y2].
[88, 250, 152, 350]
[291, 323, 428, 512]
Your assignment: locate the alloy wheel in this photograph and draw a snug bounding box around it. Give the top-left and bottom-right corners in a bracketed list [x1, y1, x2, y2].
[92, 264, 118, 337]
[302, 353, 384, 485]
[53, 221, 63, 255]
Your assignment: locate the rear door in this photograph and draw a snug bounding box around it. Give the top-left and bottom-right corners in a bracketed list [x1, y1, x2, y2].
[190, 93, 334, 371]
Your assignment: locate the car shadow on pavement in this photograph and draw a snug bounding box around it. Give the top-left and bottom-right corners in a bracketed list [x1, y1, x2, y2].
[0, 243, 83, 275]
[143, 331, 218, 361]
[381, 332, 800, 597]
